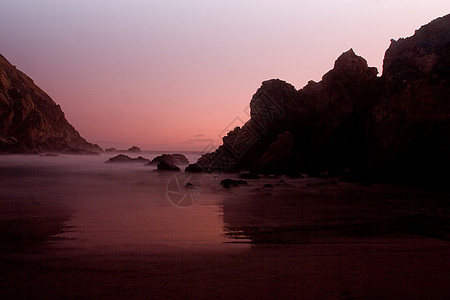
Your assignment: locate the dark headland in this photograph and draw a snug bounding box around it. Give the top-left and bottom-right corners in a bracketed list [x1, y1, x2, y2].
[0, 54, 101, 154]
[195, 14, 450, 186]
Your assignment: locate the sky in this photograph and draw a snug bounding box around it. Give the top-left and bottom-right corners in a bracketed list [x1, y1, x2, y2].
[1, 1, 449, 151]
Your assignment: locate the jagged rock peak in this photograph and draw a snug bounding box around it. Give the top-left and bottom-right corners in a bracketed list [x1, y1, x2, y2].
[249, 78, 297, 121]
[332, 49, 378, 78]
[383, 13, 450, 77]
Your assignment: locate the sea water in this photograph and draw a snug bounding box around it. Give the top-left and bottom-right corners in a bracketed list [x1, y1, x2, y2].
[0, 153, 249, 255]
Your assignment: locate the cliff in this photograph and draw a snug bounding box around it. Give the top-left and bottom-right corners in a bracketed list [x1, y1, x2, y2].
[0, 54, 102, 153]
[197, 14, 450, 182]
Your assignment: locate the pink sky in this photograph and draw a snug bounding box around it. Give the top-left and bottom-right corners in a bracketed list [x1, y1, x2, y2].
[1, 1, 449, 151]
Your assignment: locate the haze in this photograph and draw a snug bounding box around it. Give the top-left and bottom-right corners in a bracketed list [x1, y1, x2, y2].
[1, 1, 449, 150]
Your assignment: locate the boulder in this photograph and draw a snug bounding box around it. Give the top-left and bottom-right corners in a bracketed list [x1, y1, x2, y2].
[185, 163, 204, 173]
[157, 160, 181, 171]
[148, 154, 189, 166]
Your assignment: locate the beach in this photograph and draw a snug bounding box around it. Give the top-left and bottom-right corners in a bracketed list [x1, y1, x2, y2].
[1, 154, 450, 299]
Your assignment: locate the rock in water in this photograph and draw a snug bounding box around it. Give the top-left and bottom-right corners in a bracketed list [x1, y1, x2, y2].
[148, 154, 189, 166]
[157, 160, 181, 171]
[185, 163, 204, 173]
[0, 54, 102, 153]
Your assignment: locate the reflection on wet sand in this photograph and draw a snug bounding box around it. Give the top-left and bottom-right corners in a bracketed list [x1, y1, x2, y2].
[222, 178, 450, 244]
[0, 195, 71, 253]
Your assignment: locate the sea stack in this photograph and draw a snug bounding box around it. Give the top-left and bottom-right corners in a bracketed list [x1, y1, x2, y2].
[196, 14, 450, 183]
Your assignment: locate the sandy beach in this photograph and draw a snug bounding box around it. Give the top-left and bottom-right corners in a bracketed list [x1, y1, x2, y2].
[1, 154, 450, 299]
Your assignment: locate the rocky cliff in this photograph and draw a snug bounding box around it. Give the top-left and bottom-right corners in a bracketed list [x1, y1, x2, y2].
[197, 14, 450, 182]
[0, 54, 102, 153]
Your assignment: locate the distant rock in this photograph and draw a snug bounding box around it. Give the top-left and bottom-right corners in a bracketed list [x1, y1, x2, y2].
[64, 148, 101, 155]
[157, 160, 181, 171]
[107, 146, 143, 153]
[0, 53, 102, 154]
[148, 154, 189, 166]
[220, 179, 248, 188]
[105, 154, 150, 164]
[126, 146, 141, 153]
[185, 163, 204, 173]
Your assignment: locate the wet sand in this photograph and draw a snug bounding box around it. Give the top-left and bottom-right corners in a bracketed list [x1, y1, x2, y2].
[1, 155, 450, 299]
[2, 240, 450, 299]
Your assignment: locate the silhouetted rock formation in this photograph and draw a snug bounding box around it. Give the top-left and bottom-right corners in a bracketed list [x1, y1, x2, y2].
[197, 14, 450, 183]
[105, 146, 144, 153]
[0, 54, 102, 154]
[147, 154, 189, 166]
[157, 160, 181, 171]
[105, 154, 149, 163]
[368, 15, 450, 181]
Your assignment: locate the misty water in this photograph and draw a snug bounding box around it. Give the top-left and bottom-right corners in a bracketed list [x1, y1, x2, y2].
[2, 153, 450, 299]
[2, 153, 449, 256]
[0, 153, 250, 254]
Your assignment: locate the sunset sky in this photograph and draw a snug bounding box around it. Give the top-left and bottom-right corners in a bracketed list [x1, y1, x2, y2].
[1, 1, 449, 151]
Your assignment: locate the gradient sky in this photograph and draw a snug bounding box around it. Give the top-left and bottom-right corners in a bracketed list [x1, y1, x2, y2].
[1, 1, 449, 150]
